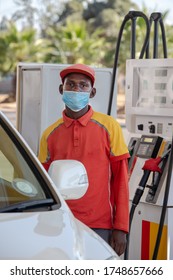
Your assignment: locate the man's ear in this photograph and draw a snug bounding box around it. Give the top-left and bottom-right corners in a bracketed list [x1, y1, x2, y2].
[59, 84, 63, 95]
[90, 87, 96, 98]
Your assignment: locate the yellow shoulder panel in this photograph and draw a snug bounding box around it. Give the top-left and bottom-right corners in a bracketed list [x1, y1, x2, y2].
[38, 118, 63, 162]
[92, 112, 128, 156]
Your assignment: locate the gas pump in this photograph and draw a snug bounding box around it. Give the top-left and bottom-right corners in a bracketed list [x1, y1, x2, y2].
[125, 58, 173, 260]
[106, 10, 172, 259]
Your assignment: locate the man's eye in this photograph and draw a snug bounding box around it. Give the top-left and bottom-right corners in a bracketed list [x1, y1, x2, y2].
[81, 84, 88, 88]
[68, 83, 74, 87]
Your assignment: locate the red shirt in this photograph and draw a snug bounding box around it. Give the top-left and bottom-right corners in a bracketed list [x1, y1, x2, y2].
[38, 106, 129, 232]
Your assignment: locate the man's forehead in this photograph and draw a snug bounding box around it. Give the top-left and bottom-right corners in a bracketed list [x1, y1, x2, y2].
[64, 73, 92, 82]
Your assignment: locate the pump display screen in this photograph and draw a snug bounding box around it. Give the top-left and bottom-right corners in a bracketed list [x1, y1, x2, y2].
[155, 69, 167, 76]
[154, 83, 166, 90]
[136, 136, 162, 158]
[132, 65, 173, 108]
[154, 96, 166, 104]
[143, 137, 153, 143]
[125, 59, 173, 136]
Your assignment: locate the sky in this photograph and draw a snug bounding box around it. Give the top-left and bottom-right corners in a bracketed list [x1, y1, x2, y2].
[0, 0, 172, 24]
[132, 0, 172, 24]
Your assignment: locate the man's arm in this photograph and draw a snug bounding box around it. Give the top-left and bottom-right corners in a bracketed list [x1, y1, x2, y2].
[110, 158, 129, 255]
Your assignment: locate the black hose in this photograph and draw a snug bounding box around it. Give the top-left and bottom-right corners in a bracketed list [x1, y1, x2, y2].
[159, 18, 167, 58]
[107, 11, 150, 115]
[107, 14, 129, 116]
[152, 137, 173, 259]
[124, 169, 151, 260]
[146, 13, 167, 58]
[124, 204, 135, 260]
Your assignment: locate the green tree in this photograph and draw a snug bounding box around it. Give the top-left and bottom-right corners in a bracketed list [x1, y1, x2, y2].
[44, 19, 105, 65]
[0, 21, 46, 76]
[0, 21, 48, 100]
[1, 0, 173, 71]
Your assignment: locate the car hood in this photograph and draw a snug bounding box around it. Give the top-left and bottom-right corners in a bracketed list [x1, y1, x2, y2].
[0, 208, 118, 260]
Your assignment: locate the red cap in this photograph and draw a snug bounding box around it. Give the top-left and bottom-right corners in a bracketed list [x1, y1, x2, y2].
[60, 63, 95, 86]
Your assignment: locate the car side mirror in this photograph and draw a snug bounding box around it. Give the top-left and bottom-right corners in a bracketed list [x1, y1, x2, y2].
[48, 160, 88, 200]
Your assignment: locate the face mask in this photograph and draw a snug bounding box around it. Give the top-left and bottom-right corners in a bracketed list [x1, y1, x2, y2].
[62, 91, 90, 112]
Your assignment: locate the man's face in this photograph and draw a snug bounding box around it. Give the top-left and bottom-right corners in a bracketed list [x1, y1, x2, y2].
[63, 73, 92, 92]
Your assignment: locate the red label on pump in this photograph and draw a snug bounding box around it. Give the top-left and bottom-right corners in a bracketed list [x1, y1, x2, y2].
[141, 220, 167, 260]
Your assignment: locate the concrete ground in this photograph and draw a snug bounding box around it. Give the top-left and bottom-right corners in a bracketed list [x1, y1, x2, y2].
[0, 94, 16, 126]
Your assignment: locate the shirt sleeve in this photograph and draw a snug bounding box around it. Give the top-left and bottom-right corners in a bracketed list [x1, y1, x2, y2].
[38, 132, 52, 171]
[110, 158, 129, 233]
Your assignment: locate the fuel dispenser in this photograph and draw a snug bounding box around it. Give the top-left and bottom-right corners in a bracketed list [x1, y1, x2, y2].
[106, 10, 172, 259]
[124, 58, 173, 260]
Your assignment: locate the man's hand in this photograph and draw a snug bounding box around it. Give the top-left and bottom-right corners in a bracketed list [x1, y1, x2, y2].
[109, 229, 127, 256]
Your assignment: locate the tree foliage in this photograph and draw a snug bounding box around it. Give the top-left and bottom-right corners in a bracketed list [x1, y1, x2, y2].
[0, 0, 172, 78]
[0, 21, 46, 75]
[44, 19, 105, 65]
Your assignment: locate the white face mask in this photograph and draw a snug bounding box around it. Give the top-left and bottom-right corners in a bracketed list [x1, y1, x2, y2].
[62, 91, 90, 112]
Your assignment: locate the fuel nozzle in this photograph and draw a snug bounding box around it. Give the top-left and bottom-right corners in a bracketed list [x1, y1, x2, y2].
[132, 157, 162, 207]
[133, 148, 171, 207]
[132, 169, 151, 207]
[142, 157, 162, 173]
[142, 147, 171, 173]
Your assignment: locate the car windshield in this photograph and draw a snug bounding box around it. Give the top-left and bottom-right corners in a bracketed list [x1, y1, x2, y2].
[0, 120, 56, 211]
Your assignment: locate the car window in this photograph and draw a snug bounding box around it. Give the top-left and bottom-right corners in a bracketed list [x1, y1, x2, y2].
[0, 124, 51, 209]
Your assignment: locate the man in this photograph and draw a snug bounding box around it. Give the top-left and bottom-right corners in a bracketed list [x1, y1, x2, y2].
[38, 63, 129, 256]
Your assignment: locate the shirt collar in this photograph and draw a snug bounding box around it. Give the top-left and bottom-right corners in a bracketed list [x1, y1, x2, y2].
[63, 105, 93, 127]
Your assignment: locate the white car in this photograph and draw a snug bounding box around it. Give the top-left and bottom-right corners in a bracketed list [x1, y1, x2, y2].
[0, 111, 119, 260]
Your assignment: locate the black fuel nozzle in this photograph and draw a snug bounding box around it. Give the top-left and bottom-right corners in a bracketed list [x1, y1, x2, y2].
[132, 169, 150, 207]
[135, 148, 172, 204]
